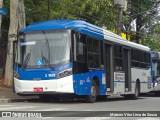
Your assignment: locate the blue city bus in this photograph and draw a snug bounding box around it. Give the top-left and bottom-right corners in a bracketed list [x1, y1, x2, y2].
[151, 51, 160, 95]
[14, 20, 152, 103]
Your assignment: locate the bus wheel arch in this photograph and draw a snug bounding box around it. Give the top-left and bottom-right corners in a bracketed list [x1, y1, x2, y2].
[124, 79, 140, 100]
[135, 79, 140, 98]
[130, 79, 140, 99]
[92, 76, 100, 95]
[86, 76, 100, 103]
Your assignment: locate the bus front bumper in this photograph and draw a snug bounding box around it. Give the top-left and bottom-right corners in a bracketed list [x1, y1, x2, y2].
[14, 75, 74, 94]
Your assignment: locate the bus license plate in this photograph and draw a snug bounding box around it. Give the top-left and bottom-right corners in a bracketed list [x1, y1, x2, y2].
[33, 87, 43, 92]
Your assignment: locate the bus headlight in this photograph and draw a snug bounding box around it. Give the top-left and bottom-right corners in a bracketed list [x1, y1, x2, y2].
[14, 71, 20, 79]
[57, 68, 72, 79]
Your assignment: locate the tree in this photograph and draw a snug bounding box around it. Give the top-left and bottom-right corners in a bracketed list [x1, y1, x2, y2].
[0, 0, 3, 37]
[143, 35, 160, 51]
[24, 0, 117, 30]
[58, 0, 117, 29]
[124, 0, 160, 43]
[4, 0, 25, 87]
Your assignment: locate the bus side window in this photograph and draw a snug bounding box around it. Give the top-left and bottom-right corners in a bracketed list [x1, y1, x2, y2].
[114, 45, 123, 71]
[100, 41, 104, 66]
[87, 37, 101, 69]
[77, 33, 87, 63]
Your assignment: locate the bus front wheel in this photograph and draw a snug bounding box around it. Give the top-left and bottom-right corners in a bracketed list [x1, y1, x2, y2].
[86, 81, 98, 103]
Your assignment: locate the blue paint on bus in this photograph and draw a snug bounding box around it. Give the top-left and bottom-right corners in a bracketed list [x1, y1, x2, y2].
[73, 70, 106, 95]
[20, 20, 104, 39]
[14, 63, 72, 80]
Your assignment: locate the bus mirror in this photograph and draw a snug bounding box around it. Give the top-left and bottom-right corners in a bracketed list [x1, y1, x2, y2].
[77, 42, 84, 55]
[77, 42, 86, 63]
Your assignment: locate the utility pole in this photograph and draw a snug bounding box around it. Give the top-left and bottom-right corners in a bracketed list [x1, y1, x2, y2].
[117, 6, 123, 35]
[114, 0, 127, 36]
[47, 0, 50, 19]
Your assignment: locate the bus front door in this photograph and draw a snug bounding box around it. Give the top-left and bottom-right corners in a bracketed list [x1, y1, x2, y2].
[123, 48, 131, 92]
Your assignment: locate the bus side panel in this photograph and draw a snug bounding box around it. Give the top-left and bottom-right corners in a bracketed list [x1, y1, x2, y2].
[73, 72, 90, 95]
[131, 68, 152, 93]
[88, 70, 106, 95]
[73, 70, 106, 95]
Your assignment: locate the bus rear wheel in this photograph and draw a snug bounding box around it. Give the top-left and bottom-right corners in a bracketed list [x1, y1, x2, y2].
[125, 82, 140, 100]
[86, 81, 98, 103]
[132, 82, 140, 99]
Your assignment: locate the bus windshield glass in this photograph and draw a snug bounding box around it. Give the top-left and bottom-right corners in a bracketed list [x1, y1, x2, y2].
[152, 60, 160, 77]
[17, 30, 71, 68]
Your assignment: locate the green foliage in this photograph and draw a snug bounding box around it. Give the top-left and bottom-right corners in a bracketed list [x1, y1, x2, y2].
[2, 0, 160, 51]
[24, 0, 117, 30]
[1, 0, 10, 49]
[143, 35, 160, 51]
[124, 0, 159, 43]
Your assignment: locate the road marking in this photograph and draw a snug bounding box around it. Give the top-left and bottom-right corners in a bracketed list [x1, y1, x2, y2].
[32, 108, 67, 111]
[42, 117, 54, 119]
[0, 106, 35, 110]
[79, 117, 112, 120]
[0, 105, 14, 107]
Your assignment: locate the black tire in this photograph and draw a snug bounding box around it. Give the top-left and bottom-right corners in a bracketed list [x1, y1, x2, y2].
[125, 82, 140, 100]
[86, 81, 98, 103]
[132, 82, 140, 99]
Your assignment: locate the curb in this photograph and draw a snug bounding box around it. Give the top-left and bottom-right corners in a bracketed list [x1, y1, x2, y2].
[0, 98, 39, 104]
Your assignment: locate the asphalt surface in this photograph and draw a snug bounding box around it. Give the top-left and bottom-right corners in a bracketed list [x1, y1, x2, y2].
[0, 94, 160, 120]
[0, 86, 38, 104]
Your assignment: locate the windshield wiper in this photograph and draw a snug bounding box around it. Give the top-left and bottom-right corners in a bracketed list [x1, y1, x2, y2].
[22, 53, 30, 71]
[41, 31, 54, 70]
[42, 55, 54, 70]
[42, 31, 50, 59]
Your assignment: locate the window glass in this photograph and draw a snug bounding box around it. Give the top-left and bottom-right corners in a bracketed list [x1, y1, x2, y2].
[87, 37, 100, 68]
[131, 49, 150, 69]
[114, 45, 123, 71]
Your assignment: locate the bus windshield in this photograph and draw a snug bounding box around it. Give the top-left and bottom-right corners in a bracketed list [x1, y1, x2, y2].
[152, 60, 160, 78]
[17, 30, 71, 68]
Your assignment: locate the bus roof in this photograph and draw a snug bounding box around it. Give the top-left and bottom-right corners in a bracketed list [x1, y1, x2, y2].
[20, 20, 150, 51]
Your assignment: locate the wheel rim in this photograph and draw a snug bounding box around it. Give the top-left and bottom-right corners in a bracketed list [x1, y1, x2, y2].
[135, 85, 139, 97]
[91, 85, 96, 98]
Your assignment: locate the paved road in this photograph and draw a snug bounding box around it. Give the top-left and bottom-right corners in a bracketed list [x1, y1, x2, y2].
[0, 94, 160, 120]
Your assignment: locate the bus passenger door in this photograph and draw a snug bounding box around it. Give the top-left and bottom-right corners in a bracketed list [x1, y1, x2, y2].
[123, 48, 131, 92]
[104, 43, 114, 93]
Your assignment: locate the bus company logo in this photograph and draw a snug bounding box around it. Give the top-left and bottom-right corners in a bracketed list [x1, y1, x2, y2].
[2, 112, 11, 117]
[1, 112, 42, 118]
[86, 77, 90, 82]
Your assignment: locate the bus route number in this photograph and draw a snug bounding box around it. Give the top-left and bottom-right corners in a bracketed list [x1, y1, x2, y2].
[45, 74, 55, 78]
